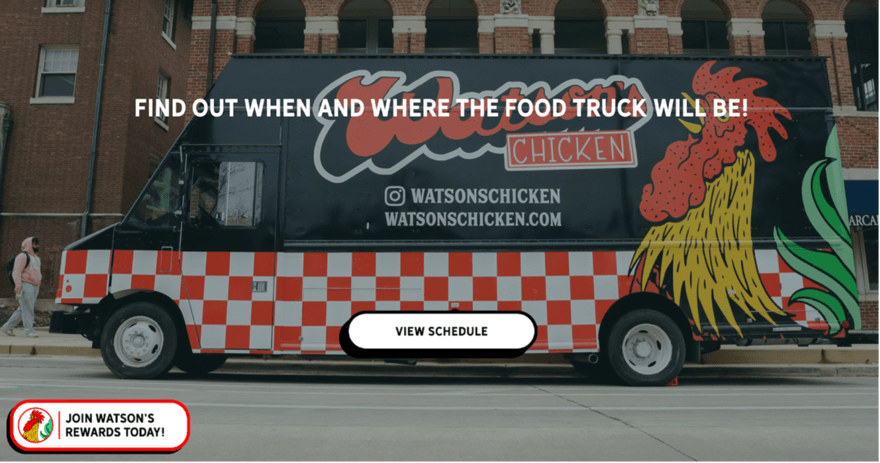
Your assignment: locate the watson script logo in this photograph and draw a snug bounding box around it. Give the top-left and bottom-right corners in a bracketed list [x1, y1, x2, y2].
[313, 70, 654, 183]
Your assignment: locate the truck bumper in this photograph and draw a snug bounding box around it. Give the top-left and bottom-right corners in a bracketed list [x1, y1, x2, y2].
[49, 310, 93, 335]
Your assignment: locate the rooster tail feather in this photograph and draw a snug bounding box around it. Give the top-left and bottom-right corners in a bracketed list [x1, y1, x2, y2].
[634, 150, 785, 336]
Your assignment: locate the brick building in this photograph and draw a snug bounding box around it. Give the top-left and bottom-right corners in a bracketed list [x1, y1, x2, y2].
[0, 0, 876, 329]
[0, 0, 191, 308]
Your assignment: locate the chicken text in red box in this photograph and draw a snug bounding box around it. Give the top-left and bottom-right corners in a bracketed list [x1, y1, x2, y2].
[505, 131, 637, 171]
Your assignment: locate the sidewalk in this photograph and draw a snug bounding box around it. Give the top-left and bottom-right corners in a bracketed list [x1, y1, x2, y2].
[1, 326, 877, 378]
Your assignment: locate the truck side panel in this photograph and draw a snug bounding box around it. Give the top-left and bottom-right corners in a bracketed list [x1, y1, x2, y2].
[56, 248, 826, 355]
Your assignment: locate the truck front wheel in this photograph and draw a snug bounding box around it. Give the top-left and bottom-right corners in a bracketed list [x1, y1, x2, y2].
[174, 352, 228, 375]
[606, 309, 685, 387]
[100, 302, 178, 379]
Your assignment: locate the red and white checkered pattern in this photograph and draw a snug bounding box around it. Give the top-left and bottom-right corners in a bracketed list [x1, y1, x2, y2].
[755, 249, 830, 332]
[273, 251, 634, 354]
[177, 252, 276, 353]
[56, 248, 828, 355]
[56, 249, 112, 304]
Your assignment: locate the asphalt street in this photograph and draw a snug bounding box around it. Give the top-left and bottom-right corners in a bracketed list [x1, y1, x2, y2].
[1, 356, 877, 461]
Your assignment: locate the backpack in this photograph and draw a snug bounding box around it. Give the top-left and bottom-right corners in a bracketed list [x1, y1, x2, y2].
[6, 253, 29, 287]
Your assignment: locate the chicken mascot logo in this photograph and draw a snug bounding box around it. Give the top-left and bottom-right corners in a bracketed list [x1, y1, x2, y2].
[18, 408, 53, 444]
[631, 60, 821, 337]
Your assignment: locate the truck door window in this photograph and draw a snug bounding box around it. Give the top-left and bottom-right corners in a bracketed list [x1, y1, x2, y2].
[128, 158, 180, 228]
[189, 160, 263, 227]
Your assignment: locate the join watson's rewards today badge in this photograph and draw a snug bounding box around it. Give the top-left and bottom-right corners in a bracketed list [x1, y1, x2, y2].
[8, 400, 189, 453]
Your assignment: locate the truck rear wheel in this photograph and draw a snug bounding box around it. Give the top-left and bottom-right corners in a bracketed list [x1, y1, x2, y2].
[606, 309, 685, 387]
[100, 302, 178, 379]
[174, 352, 228, 375]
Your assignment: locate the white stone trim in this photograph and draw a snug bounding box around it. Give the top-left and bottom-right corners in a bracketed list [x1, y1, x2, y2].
[236, 18, 256, 37]
[528, 16, 554, 34]
[834, 106, 877, 117]
[494, 13, 528, 29]
[605, 17, 634, 35]
[30, 96, 75, 105]
[161, 32, 177, 50]
[392, 16, 427, 34]
[606, 32, 623, 54]
[540, 32, 555, 54]
[633, 15, 668, 29]
[843, 168, 879, 181]
[154, 117, 169, 132]
[192, 15, 237, 30]
[667, 17, 682, 36]
[478, 15, 496, 34]
[42, 6, 85, 13]
[605, 17, 633, 55]
[727, 18, 764, 37]
[810, 20, 847, 40]
[304, 16, 339, 35]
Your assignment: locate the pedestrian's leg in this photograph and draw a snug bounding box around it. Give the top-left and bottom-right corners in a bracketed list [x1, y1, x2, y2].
[20, 283, 37, 336]
[2, 307, 22, 331]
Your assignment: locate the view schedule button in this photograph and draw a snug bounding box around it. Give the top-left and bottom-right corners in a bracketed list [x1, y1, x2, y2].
[340, 312, 537, 358]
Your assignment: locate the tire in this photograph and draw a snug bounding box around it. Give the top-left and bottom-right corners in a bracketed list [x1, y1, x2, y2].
[174, 351, 228, 375]
[100, 302, 179, 379]
[605, 309, 685, 387]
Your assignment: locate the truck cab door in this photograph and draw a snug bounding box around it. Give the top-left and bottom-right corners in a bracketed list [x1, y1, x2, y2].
[179, 146, 280, 352]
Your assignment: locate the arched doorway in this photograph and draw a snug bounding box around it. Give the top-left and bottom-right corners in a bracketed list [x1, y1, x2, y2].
[254, 0, 306, 53]
[762, 1, 811, 56]
[339, 0, 394, 54]
[425, 0, 479, 53]
[681, 0, 729, 55]
[551, 0, 606, 55]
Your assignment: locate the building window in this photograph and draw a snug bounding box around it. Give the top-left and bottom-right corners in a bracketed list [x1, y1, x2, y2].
[425, 19, 479, 53]
[155, 73, 170, 130]
[762, 20, 811, 56]
[338, 19, 393, 54]
[682, 20, 729, 55]
[163, 0, 175, 40]
[425, 0, 478, 54]
[554, 20, 605, 54]
[846, 20, 878, 111]
[32, 46, 78, 103]
[42, 0, 85, 13]
[255, 20, 305, 52]
[866, 228, 878, 292]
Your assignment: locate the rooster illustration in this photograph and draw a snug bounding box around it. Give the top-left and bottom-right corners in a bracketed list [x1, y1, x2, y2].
[631, 61, 793, 336]
[22, 410, 46, 443]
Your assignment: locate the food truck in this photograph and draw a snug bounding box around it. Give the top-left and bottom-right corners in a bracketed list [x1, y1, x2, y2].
[51, 55, 859, 386]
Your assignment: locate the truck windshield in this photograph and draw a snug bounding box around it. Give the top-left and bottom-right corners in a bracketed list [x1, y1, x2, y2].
[127, 156, 180, 228]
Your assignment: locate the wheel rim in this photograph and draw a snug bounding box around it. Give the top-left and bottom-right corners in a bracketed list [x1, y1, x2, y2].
[113, 316, 164, 368]
[621, 323, 673, 376]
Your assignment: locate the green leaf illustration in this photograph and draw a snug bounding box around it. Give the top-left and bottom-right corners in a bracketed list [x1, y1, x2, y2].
[774, 125, 861, 334]
[775, 228, 857, 300]
[789, 288, 843, 333]
[40, 419, 53, 440]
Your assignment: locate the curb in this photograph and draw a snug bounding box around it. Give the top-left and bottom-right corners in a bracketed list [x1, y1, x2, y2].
[2, 345, 101, 357]
[680, 364, 878, 378]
